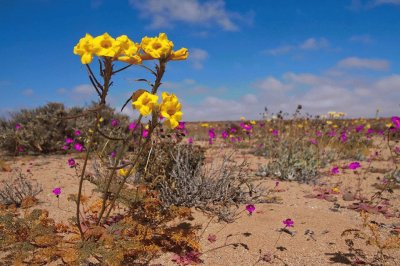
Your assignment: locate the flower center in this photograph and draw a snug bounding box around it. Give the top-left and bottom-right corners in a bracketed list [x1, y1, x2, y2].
[101, 40, 112, 49]
[152, 42, 162, 50]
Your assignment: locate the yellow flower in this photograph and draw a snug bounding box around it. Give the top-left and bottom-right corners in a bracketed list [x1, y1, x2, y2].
[240, 116, 246, 121]
[132, 91, 158, 116]
[297, 124, 303, 128]
[168, 48, 189, 61]
[119, 168, 134, 177]
[333, 124, 338, 128]
[332, 187, 340, 193]
[115, 35, 142, 64]
[386, 123, 393, 128]
[93, 33, 117, 57]
[326, 120, 333, 125]
[160, 92, 183, 129]
[366, 123, 371, 129]
[250, 120, 256, 125]
[201, 123, 209, 127]
[73, 33, 97, 64]
[140, 33, 174, 60]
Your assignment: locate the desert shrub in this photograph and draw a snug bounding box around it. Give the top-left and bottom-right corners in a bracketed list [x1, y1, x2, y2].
[158, 145, 265, 222]
[0, 102, 129, 155]
[0, 169, 42, 207]
[257, 138, 329, 183]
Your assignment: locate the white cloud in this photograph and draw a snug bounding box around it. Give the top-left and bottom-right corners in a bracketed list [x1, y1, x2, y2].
[73, 84, 95, 96]
[253, 76, 292, 91]
[349, 34, 373, 44]
[300, 37, 329, 50]
[129, 0, 251, 31]
[264, 37, 330, 56]
[189, 48, 208, 69]
[22, 89, 34, 96]
[337, 57, 390, 71]
[264, 45, 294, 56]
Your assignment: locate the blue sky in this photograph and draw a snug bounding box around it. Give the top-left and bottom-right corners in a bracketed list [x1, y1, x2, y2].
[0, 0, 399, 121]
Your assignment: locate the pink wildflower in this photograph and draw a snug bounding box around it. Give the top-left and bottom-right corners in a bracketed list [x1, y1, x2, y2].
[52, 187, 61, 197]
[283, 218, 294, 227]
[246, 204, 256, 215]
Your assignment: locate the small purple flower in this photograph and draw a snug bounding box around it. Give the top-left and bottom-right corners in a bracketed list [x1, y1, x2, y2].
[129, 122, 136, 131]
[272, 129, 279, 136]
[243, 124, 252, 131]
[230, 137, 236, 142]
[15, 123, 21, 130]
[327, 130, 336, 137]
[283, 218, 294, 227]
[230, 128, 237, 133]
[142, 129, 149, 138]
[207, 234, 217, 243]
[65, 137, 74, 144]
[349, 162, 361, 170]
[366, 128, 374, 135]
[74, 130, 81, 136]
[355, 125, 364, 133]
[340, 132, 348, 143]
[110, 151, 117, 158]
[316, 131, 322, 137]
[309, 138, 317, 145]
[111, 119, 119, 127]
[221, 131, 228, 139]
[331, 166, 339, 175]
[208, 129, 216, 139]
[74, 143, 84, 152]
[62, 145, 68, 151]
[188, 137, 193, 144]
[394, 146, 400, 155]
[68, 158, 76, 167]
[208, 138, 213, 145]
[245, 204, 256, 215]
[52, 187, 61, 197]
[176, 121, 186, 130]
[18, 146, 24, 152]
[392, 116, 400, 129]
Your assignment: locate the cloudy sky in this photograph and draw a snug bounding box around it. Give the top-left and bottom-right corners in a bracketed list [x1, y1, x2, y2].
[0, 0, 399, 120]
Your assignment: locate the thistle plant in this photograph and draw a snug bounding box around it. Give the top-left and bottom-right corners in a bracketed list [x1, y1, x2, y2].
[71, 32, 189, 239]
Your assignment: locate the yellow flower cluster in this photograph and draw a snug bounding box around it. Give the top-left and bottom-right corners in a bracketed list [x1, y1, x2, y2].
[132, 91, 183, 129]
[328, 111, 346, 118]
[73, 32, 188, 64]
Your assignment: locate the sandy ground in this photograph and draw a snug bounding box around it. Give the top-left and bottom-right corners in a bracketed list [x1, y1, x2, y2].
[1, 141, 399, 266]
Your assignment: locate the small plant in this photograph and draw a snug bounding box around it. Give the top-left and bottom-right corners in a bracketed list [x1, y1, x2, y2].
[0, 169, 42, 207]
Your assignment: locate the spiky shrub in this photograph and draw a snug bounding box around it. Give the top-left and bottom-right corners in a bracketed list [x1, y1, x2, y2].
[0, 169, 42, 207]
[158, 145, 265, 222]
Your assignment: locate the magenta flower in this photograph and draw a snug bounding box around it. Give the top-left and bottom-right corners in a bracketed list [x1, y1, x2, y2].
[392, 116, 400, 129]
[15, 123, 21, 130]
[221, 131, 228, 139]
[272, 129, 279, 136]
[366, 128, 374, 135]
[355, 125, 364, 133]
[348, 162, 361, 170]
[74, 143, 84, 152]
[243, 124, 252, 131]
[230, 137, 236, 142]
[18, 146, 24, 152]
[230, 128, 237, 133]
[65, 137, 74, 144]
[68, 158, 76, 167]
[245, 204, 256, 215]
[176, 121, 186, 130]
[208, 129, 216, 139]
[111, 119, 119, 127]
[394, 147, 400, 155]
[339, 132, 348, 142]
[74, 130, 81, 136]
[188, 137, 193, 144]
[208, 138, 213, 145]
[283, 218, 294, 227]
[309, 138, 317, 145]
[142, 129, 149, 138]
[52, 187, 61, 197]
[316, 131, 322, 137]
[62, 145, 68, 151]
[129, 122, 136, 131]
[110, 151, 116, 158]
[331, 166, 340, 175]
[327, 130, 336, 137]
